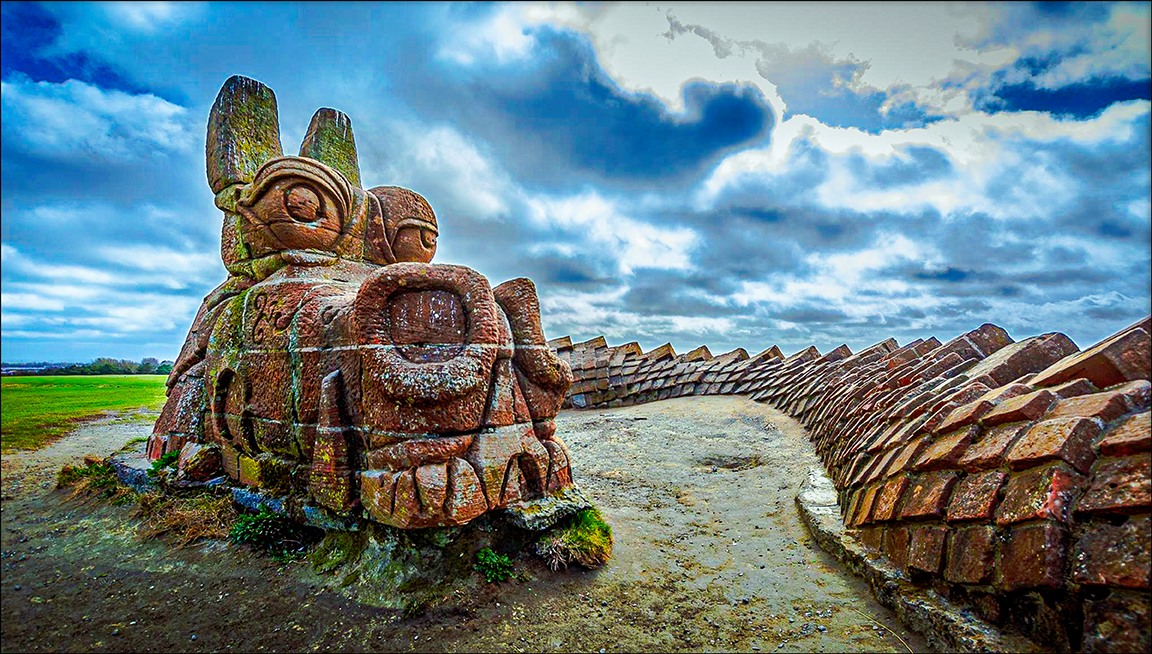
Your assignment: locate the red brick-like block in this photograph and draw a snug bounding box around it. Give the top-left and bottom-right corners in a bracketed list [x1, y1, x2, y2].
[997, 521, 1068, 590]
[947, 470, 1007, 522]
[964, 323, 1015, 357]
[1082, 593, 1152, 654]
[907, 524, 949, 574]
[1113, 379, 1151, 411]
[901, 470, 962, 520]
[1073, 515, 1151, 589]
[980, 389, 1056, 426]
[1049, 377, 1099, 399]
[870, 474, 911, 522]
[965, 332, 1080, 386]
[979, 382, 1033, 405]
[996, 463, 1085, 525]
[856, 526, 884, 553]
[914, 425, 978, 471]
[1076, 455, 1152, 515]
[1030, 322, 1151, 390]
[1098, 412, 1151, 456]
[881, 526, 911, 569]
[958, 422, 1030, 472]
[1047, 389, 1136, 424]
[935, 399, 996, 434]
[1006, 416, 1100, 473]
[849, 483, 883, 527]
[882, 435, 931, 477]
[945, 525, 997, 584]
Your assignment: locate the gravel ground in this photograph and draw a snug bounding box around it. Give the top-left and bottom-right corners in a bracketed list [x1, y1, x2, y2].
[0, 396, 928, 653]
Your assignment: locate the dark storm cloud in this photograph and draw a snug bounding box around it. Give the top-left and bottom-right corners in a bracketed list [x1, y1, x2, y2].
[392, 29, 775, 189]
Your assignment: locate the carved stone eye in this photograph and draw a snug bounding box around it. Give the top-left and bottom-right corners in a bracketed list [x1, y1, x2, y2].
[283, 184, 324, 223]
[421, 229, 437, 249]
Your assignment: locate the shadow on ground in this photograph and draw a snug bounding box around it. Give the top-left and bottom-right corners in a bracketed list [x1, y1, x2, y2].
[0, 396, 927, 653]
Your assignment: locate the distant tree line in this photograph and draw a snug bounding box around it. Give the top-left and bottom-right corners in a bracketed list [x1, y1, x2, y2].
[1, 357, 174, 376]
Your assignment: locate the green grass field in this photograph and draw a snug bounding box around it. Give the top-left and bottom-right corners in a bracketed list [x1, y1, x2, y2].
[1, 375, 168, 452]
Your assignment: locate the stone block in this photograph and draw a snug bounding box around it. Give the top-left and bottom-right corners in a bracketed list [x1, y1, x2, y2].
[1073, 515, 1151, 589]
[900, 470, 961, 520]
[177, 442, 222, 482]
[1006, 416, 1101, 473]
[1076, 455, 1152, 515]
[935, 398, 995, 434]
[869, 475, 911, 523]
[946, 470, 1007, 523]
[996, 463, 1085, 525]
[1097, 411, 1151, 456]
[958, 422, 1030, 472]
[944, 525, 997, 584]
[980, 389, 1056, 426]
[1082, 592, 1152, 654]
[1049, 377, 1099, 399]
[962, 332, 1079, 387]
[996, 521, 1067, 590]
[907, 524, 949, 574]
[1047, 389, 1137, 424]
[913, 425, 978, 472]
[881, 526, 910, 569]
[1029, 321, 1150, 389]
[849, 483, 882, 527]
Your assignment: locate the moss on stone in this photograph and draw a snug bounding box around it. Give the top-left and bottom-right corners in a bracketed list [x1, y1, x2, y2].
[535, 507, 613, 570]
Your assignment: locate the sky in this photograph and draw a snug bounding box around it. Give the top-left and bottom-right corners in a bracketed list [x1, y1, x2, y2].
[1, 1, 1149, 363]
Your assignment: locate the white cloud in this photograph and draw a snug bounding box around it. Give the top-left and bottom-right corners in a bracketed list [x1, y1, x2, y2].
[1007, 3, 1152, 89]
[701, 100, 1151, 221]
[387, 124, 511, 220]
[735, 233, 945, 321]
[103, 2, 196, 33]
[525, 191, 696, 275]
[438, 3, 541, 65]
[0, 293, 66, 312]
[1, 77, 195, 164]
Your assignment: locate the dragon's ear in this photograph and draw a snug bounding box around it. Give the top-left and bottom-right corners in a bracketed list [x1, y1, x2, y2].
[299, 108, 362, 188]
[206, 75, 284, 194]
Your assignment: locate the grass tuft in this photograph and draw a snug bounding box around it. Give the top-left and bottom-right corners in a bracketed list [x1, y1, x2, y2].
[137, 492, 238, 548]
[229, 504, 318, 560]
[57, 458, 136, 505]
[147, 451, 180, 478]
[536, 507, 613, 570]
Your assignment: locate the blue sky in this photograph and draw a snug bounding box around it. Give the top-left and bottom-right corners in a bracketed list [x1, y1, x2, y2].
[1, 1, 1149, 363]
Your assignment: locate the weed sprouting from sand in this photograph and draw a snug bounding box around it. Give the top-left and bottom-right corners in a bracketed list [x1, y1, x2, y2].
[536, 508, 613, 570]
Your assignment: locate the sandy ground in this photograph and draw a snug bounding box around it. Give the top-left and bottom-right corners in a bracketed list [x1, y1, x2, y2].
[0, 396, 928, 653]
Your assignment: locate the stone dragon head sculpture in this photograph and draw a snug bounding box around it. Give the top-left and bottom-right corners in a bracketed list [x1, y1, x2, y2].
[146, 76, 577, 529]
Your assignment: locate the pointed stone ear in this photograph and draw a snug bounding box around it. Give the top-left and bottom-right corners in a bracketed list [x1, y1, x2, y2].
[299, 108, 362, 188]
[206, 75, 284, 194]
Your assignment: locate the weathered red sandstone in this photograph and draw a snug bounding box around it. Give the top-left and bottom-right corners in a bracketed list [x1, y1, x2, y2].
[149, 76, 580, 530]
[555, 314, 1150, 651]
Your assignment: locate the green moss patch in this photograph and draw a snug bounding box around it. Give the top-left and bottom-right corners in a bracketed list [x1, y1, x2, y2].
[229, 504, 320, 560]
[535, 507, 613, 570]
[474, 547, 514, 583]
